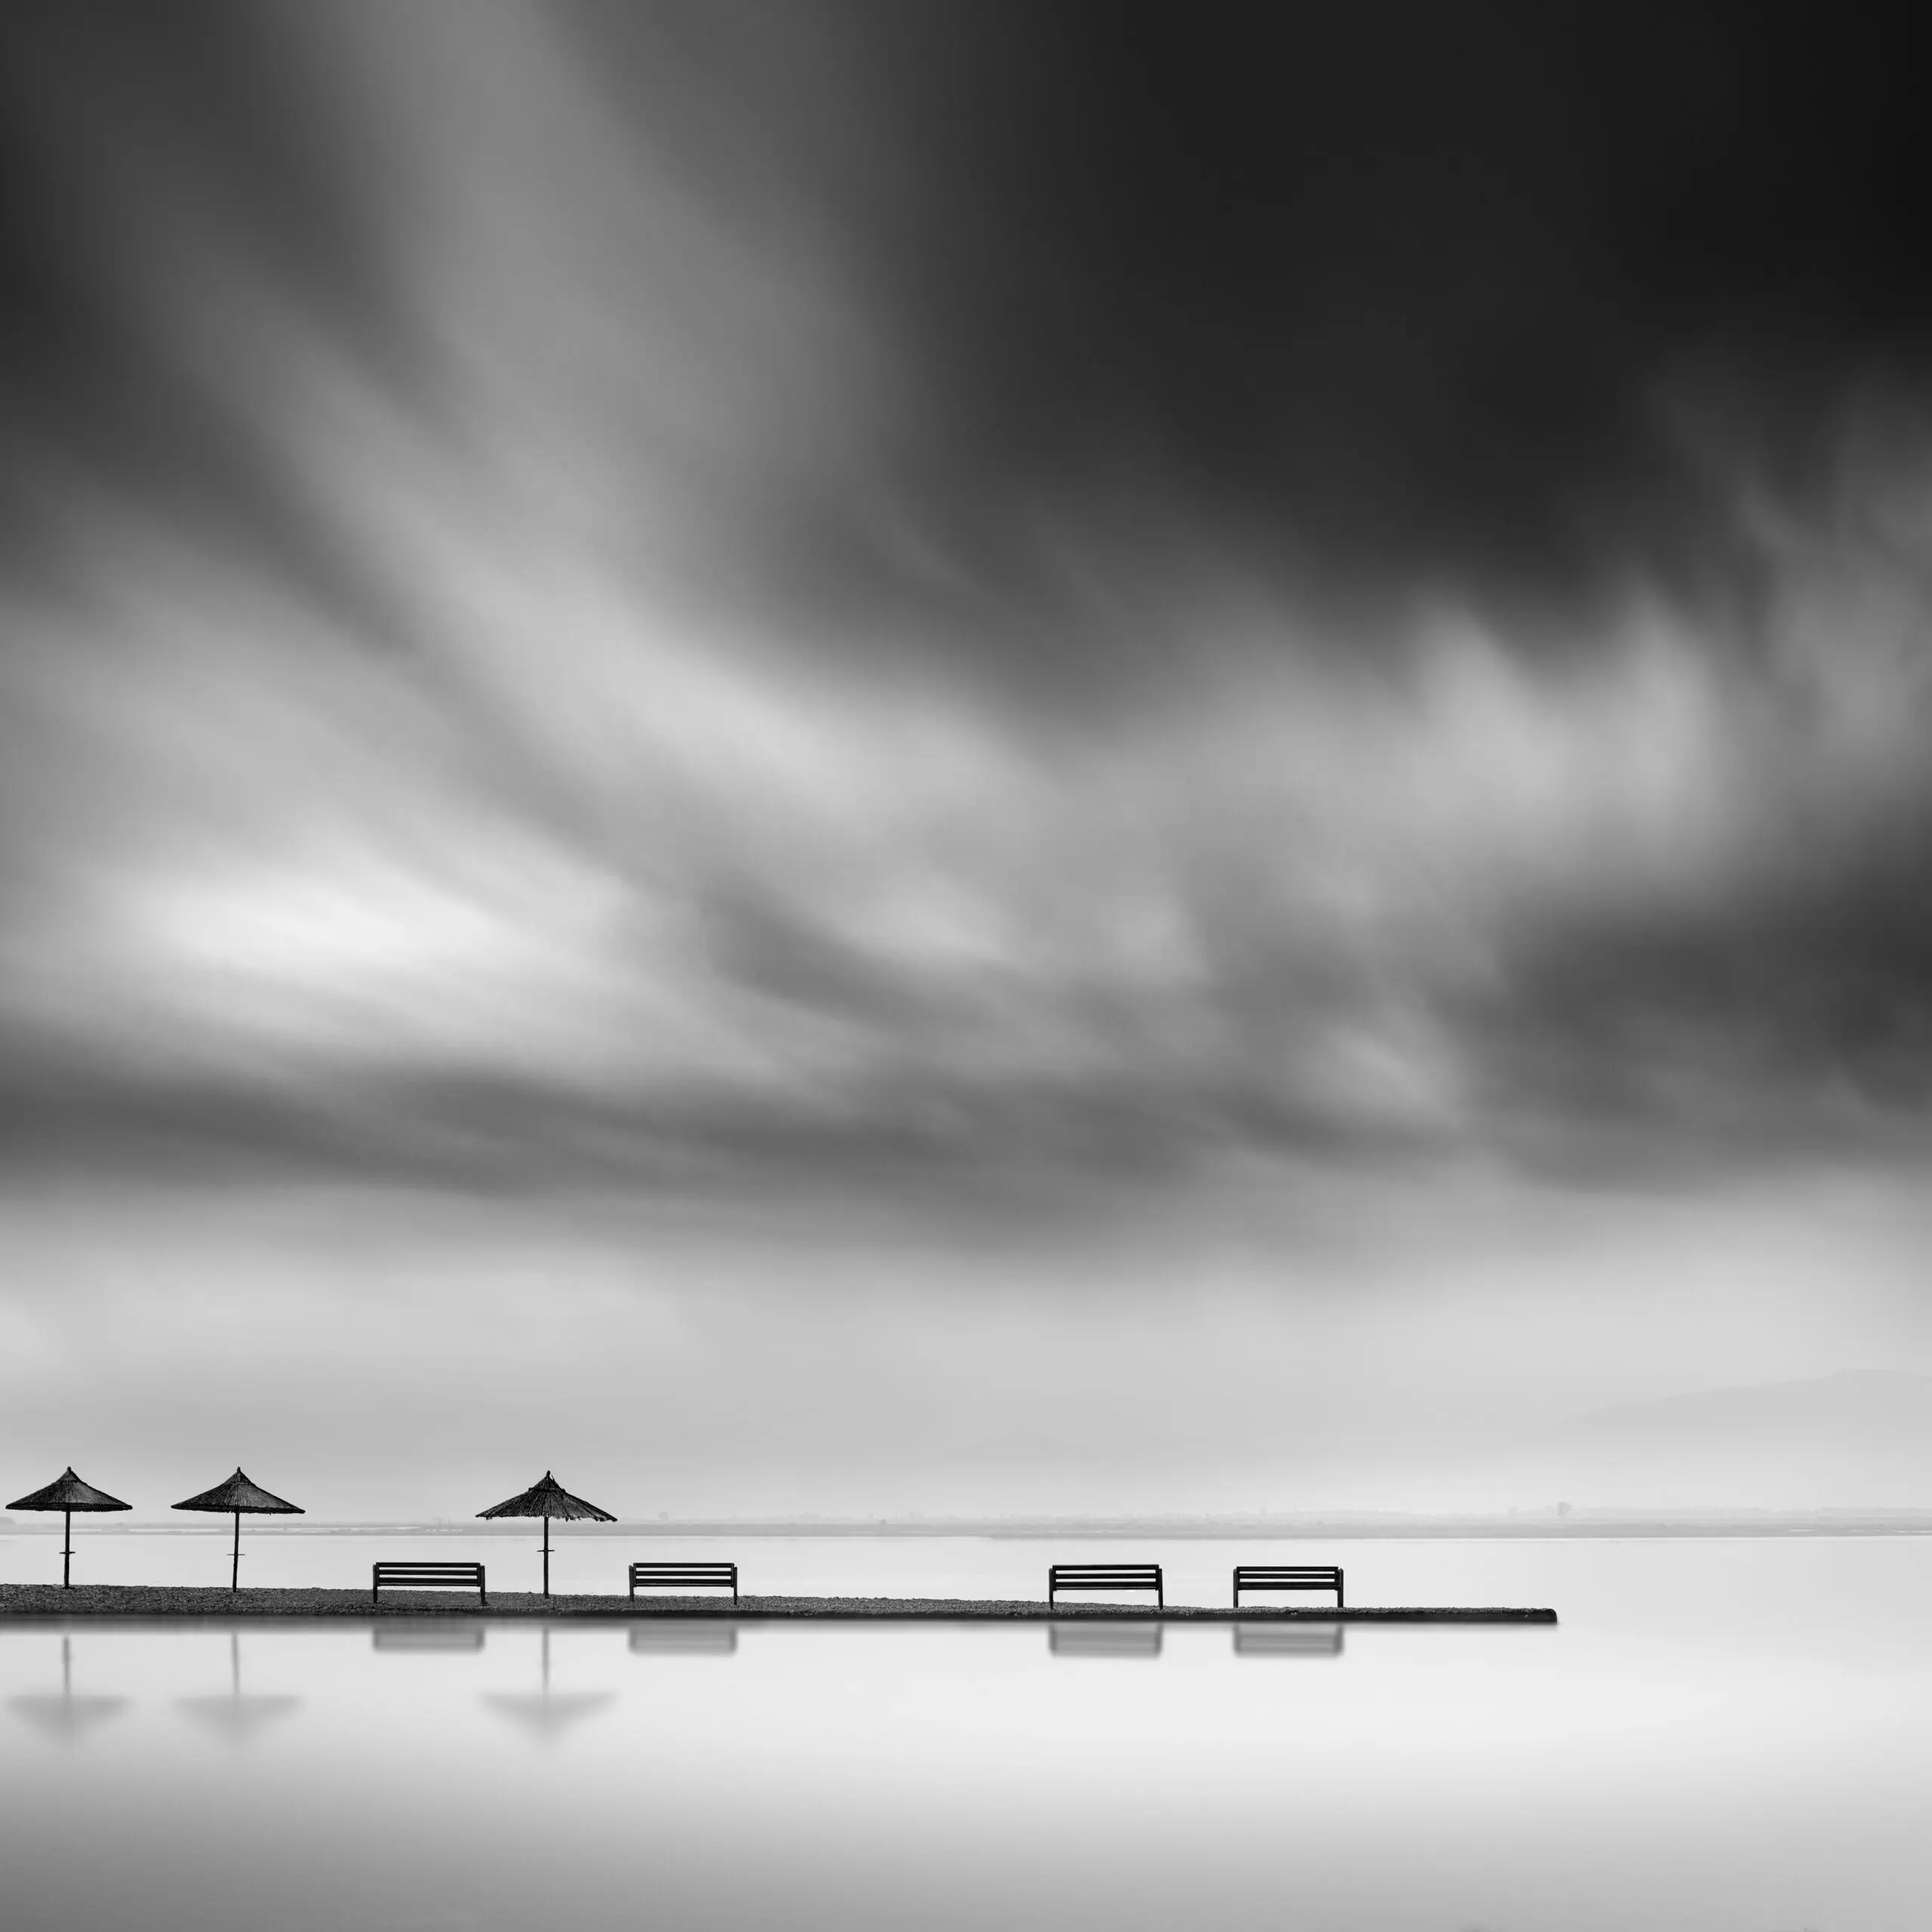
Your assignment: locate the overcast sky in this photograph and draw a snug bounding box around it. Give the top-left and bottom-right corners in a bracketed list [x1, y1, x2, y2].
[3, 2, 1930, 1518]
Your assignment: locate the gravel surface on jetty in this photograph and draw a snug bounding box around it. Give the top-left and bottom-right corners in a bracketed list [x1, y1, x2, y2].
[0, 1585, 1555, 1621]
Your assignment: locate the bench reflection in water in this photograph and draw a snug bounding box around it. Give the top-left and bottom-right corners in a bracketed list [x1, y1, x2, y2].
[1048, 1623, 1163, 1659]
[1234, 1623, 1345, 1657]
[629, 1620, 740, 1656]
[372, 1623, 488, 1653]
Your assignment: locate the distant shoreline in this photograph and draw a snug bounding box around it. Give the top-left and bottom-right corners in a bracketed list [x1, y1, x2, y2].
[7, 1518, 1930, 1540]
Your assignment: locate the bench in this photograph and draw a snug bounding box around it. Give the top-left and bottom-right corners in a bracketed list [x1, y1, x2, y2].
[1048, 1562, 1164, 1607]
[1232, 1564, 1343, 1607]
[372, 1561, 488, 1607]
[628, 1561, 739, 1604]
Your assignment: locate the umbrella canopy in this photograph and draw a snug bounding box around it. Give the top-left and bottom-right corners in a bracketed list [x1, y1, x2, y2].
[10, 1467, 131, 1513]
[477, 1472, 614, 1597]
[172, 1468, 303, 1591]
[173, 1469, 303, 1515]
[478, 1472, 615, 1524]
[8, 1467, 131, 1589]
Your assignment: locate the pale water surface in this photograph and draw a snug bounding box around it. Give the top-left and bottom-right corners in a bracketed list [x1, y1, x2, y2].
[2, 1536, 1928, 1930]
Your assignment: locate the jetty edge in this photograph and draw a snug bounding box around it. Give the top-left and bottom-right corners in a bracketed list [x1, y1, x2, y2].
[0, 1584, 1555, 1622]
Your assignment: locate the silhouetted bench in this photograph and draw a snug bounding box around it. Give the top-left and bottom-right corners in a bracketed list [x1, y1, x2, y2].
[1048, 1562, 1164, 1607]
[1232, 1564, 1343, 1607]
[372, 1561, 487, 1606]
[628, 1561, 739, 1604]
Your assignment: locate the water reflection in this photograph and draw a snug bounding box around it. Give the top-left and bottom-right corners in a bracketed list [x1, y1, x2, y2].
[176, 1630, 303, 1741]
[373, 1623, 488, 1652]
[1048, 1622, 1163, 1659]
[7, 1633, 130, 1743]
[481, 1626, 616, 1741]
[3, 1544, 1928, 1932]
[1234, 1622, 1345, 1657]
[629, 1620, 739, 1656]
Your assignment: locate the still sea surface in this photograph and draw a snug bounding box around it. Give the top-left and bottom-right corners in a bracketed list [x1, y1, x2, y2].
[2, 1533, 1928, 1931]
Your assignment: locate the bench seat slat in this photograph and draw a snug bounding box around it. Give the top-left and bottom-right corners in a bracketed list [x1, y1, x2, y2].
[1048, 1562, 1163, 1606]
[372, 1561, 488, 1606]
[1232, 1564, 1343, 1606]
[629, 1561, 738, 1601]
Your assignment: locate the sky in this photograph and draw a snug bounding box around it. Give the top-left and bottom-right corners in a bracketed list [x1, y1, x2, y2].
[2, 2, 1931, 1518]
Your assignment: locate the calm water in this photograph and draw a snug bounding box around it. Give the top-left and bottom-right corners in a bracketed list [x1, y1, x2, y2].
[2, 1537, 1929, 1931]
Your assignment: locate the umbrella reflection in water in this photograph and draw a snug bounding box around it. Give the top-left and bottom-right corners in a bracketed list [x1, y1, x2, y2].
[8, 1635, 129, 1742]
[176, 1631, 302, 1741]
[483, 1627, 614, 1741]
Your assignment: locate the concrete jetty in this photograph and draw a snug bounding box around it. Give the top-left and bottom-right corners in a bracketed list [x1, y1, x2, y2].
[0, 1585, 1556, 1622]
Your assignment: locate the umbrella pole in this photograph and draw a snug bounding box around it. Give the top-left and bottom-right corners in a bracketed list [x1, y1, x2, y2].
[231, 1509, 241, 1592]
[62, 1508, 72, 1589]
[543, 1515, 552, 1598]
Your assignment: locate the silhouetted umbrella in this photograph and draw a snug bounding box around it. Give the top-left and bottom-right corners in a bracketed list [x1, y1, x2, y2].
[7, 1467, 131, 1587]
[171, 1468, 303, 1589]
[476, 1472, 614, 1597]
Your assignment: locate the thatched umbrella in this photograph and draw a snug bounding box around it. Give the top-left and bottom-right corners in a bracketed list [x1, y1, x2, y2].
[7, 1467, 131, 1587]
[171, 1468, 303, 1589]
[477, 1471, 614, 1597]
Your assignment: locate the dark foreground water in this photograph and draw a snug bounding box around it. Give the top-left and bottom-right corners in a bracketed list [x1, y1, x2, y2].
[2, 1537, 1928, 1931]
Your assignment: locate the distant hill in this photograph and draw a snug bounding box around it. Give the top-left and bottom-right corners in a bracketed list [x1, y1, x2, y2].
[1540, 1368, 1932, 1507]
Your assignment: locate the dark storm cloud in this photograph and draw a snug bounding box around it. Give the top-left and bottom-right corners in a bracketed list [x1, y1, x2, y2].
[1477, 818, 1932, 1182]
[1, 0, 1930, 1201]
[0, 4, 426, 624]
[650, 0, 1932, 646]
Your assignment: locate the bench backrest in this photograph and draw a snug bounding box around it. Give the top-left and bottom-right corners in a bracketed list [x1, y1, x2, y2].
[1233, 1565, 1342, 1582]
[628, 1562, 737, 1583]
[373, 1562, 485, 1581]
[1049, 1564, 1162, 1584]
